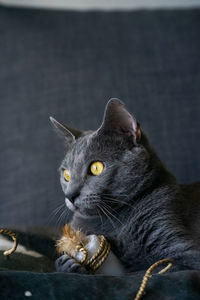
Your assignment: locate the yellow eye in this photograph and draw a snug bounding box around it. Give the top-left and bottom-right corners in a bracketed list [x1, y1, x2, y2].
[90, 161, 104, 176]
[63, 169, 71, 182]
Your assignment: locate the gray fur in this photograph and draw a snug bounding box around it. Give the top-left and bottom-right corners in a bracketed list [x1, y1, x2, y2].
[51, 98, 200, 273]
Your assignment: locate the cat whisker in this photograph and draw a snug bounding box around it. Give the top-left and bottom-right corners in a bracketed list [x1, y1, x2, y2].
[101, 197, 135, 209]
[96, 207, 103, 228]
[47, 203, 66, 225]
[49, 203, 65, 218]
[83, 193, 126, 199]
[54, 211, 64, 229]
[101, 203, 124, 226]
[80, 195, 102, 209]
[101, 193, 129, 198]
[82, 194, 134, 210]
[55, 208, 69, 230]
[102, 201, 119, 215]
[97, 204, 116, 229]
[59, 210, 68, 227]
[80, 197, 100, 209]
[82, 198, 100, 203]
[81, 194, 100, 200]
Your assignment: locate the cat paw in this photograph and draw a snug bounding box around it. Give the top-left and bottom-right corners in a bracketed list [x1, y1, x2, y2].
[55, 254, 87, 274]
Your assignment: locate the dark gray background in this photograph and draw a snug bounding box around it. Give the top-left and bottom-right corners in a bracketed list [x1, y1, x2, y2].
[0, 7, 200, 226]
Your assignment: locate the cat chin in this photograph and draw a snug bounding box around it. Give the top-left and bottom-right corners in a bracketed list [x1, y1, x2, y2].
[65, 198, 98, 219]
[73, 208, 99, 219]
[74, 211, 99, 219]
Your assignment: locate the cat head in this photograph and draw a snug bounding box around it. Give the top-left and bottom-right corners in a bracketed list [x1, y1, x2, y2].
[50, 99, 156, 218]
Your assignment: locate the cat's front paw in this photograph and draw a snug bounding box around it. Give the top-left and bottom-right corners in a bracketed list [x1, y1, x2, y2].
[55, 254, 87, 274]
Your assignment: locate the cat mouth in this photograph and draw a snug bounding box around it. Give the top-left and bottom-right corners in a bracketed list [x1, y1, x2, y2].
[65, 197, 99, 217]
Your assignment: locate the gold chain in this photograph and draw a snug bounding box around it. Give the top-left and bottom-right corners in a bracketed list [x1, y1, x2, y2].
[0, 229, 18, 256]
[134, 258, 173, 300]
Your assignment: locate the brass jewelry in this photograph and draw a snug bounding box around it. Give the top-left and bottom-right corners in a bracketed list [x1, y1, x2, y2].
[72, 235, 111, 272]
[75, 243, 88, 264]
[0, 229, 18, 256]
[87, 239, 111, 271]
[84, 235, 111, 272]
[134, 258, 173, 300]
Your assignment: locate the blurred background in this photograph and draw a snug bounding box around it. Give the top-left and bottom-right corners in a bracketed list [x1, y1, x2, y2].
[0, 0, 200, 227]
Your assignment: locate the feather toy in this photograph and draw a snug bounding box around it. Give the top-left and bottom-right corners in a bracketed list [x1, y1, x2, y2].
[56, 224, 124, 275]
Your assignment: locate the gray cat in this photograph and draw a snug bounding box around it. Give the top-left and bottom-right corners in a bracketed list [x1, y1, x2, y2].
[50, 98, 200, 274]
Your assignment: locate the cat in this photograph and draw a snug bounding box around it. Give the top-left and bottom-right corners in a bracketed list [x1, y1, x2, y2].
[50, 98, 200, 274]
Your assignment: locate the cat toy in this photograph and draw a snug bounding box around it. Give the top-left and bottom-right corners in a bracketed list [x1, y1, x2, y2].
[57, 225, 173, 300]
[56, 224, 124, 275]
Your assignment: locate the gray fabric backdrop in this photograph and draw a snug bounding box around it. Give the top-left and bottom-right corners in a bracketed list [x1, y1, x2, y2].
[0, 7, 200, 226]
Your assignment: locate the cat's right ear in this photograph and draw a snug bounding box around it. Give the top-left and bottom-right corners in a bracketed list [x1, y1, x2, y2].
[50, 116, 75, 143]
[97, 99, 141, 144]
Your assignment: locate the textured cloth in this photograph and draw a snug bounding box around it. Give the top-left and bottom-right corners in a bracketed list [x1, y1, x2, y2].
[1, 229, 200, 299]
[0, 269, 200, 300]
[0, 7, 200, 226]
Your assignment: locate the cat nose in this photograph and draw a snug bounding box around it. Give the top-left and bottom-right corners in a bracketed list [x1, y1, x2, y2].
[68, 192, 80, 203]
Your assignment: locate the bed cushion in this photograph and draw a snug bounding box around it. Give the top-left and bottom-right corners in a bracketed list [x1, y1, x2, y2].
[1, 227, 200, 299]
[1, 268, 200, 300]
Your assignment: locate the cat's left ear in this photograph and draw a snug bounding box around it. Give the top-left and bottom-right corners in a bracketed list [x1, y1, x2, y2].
[97, 98, 141, 144]
[50, 117, 83, 141]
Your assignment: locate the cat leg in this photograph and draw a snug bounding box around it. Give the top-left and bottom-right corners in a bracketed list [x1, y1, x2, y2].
[55, 254, 88, 274]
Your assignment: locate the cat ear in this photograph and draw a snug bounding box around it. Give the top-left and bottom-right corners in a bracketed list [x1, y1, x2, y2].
[97, 98, 141, 143]
[50, 117, 83, 141]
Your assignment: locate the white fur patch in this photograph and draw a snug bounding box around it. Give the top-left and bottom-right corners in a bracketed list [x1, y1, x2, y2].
[65, 197, 76, 212]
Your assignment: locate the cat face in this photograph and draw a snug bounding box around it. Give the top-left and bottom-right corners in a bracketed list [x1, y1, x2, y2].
[50, 99, 152, 217]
